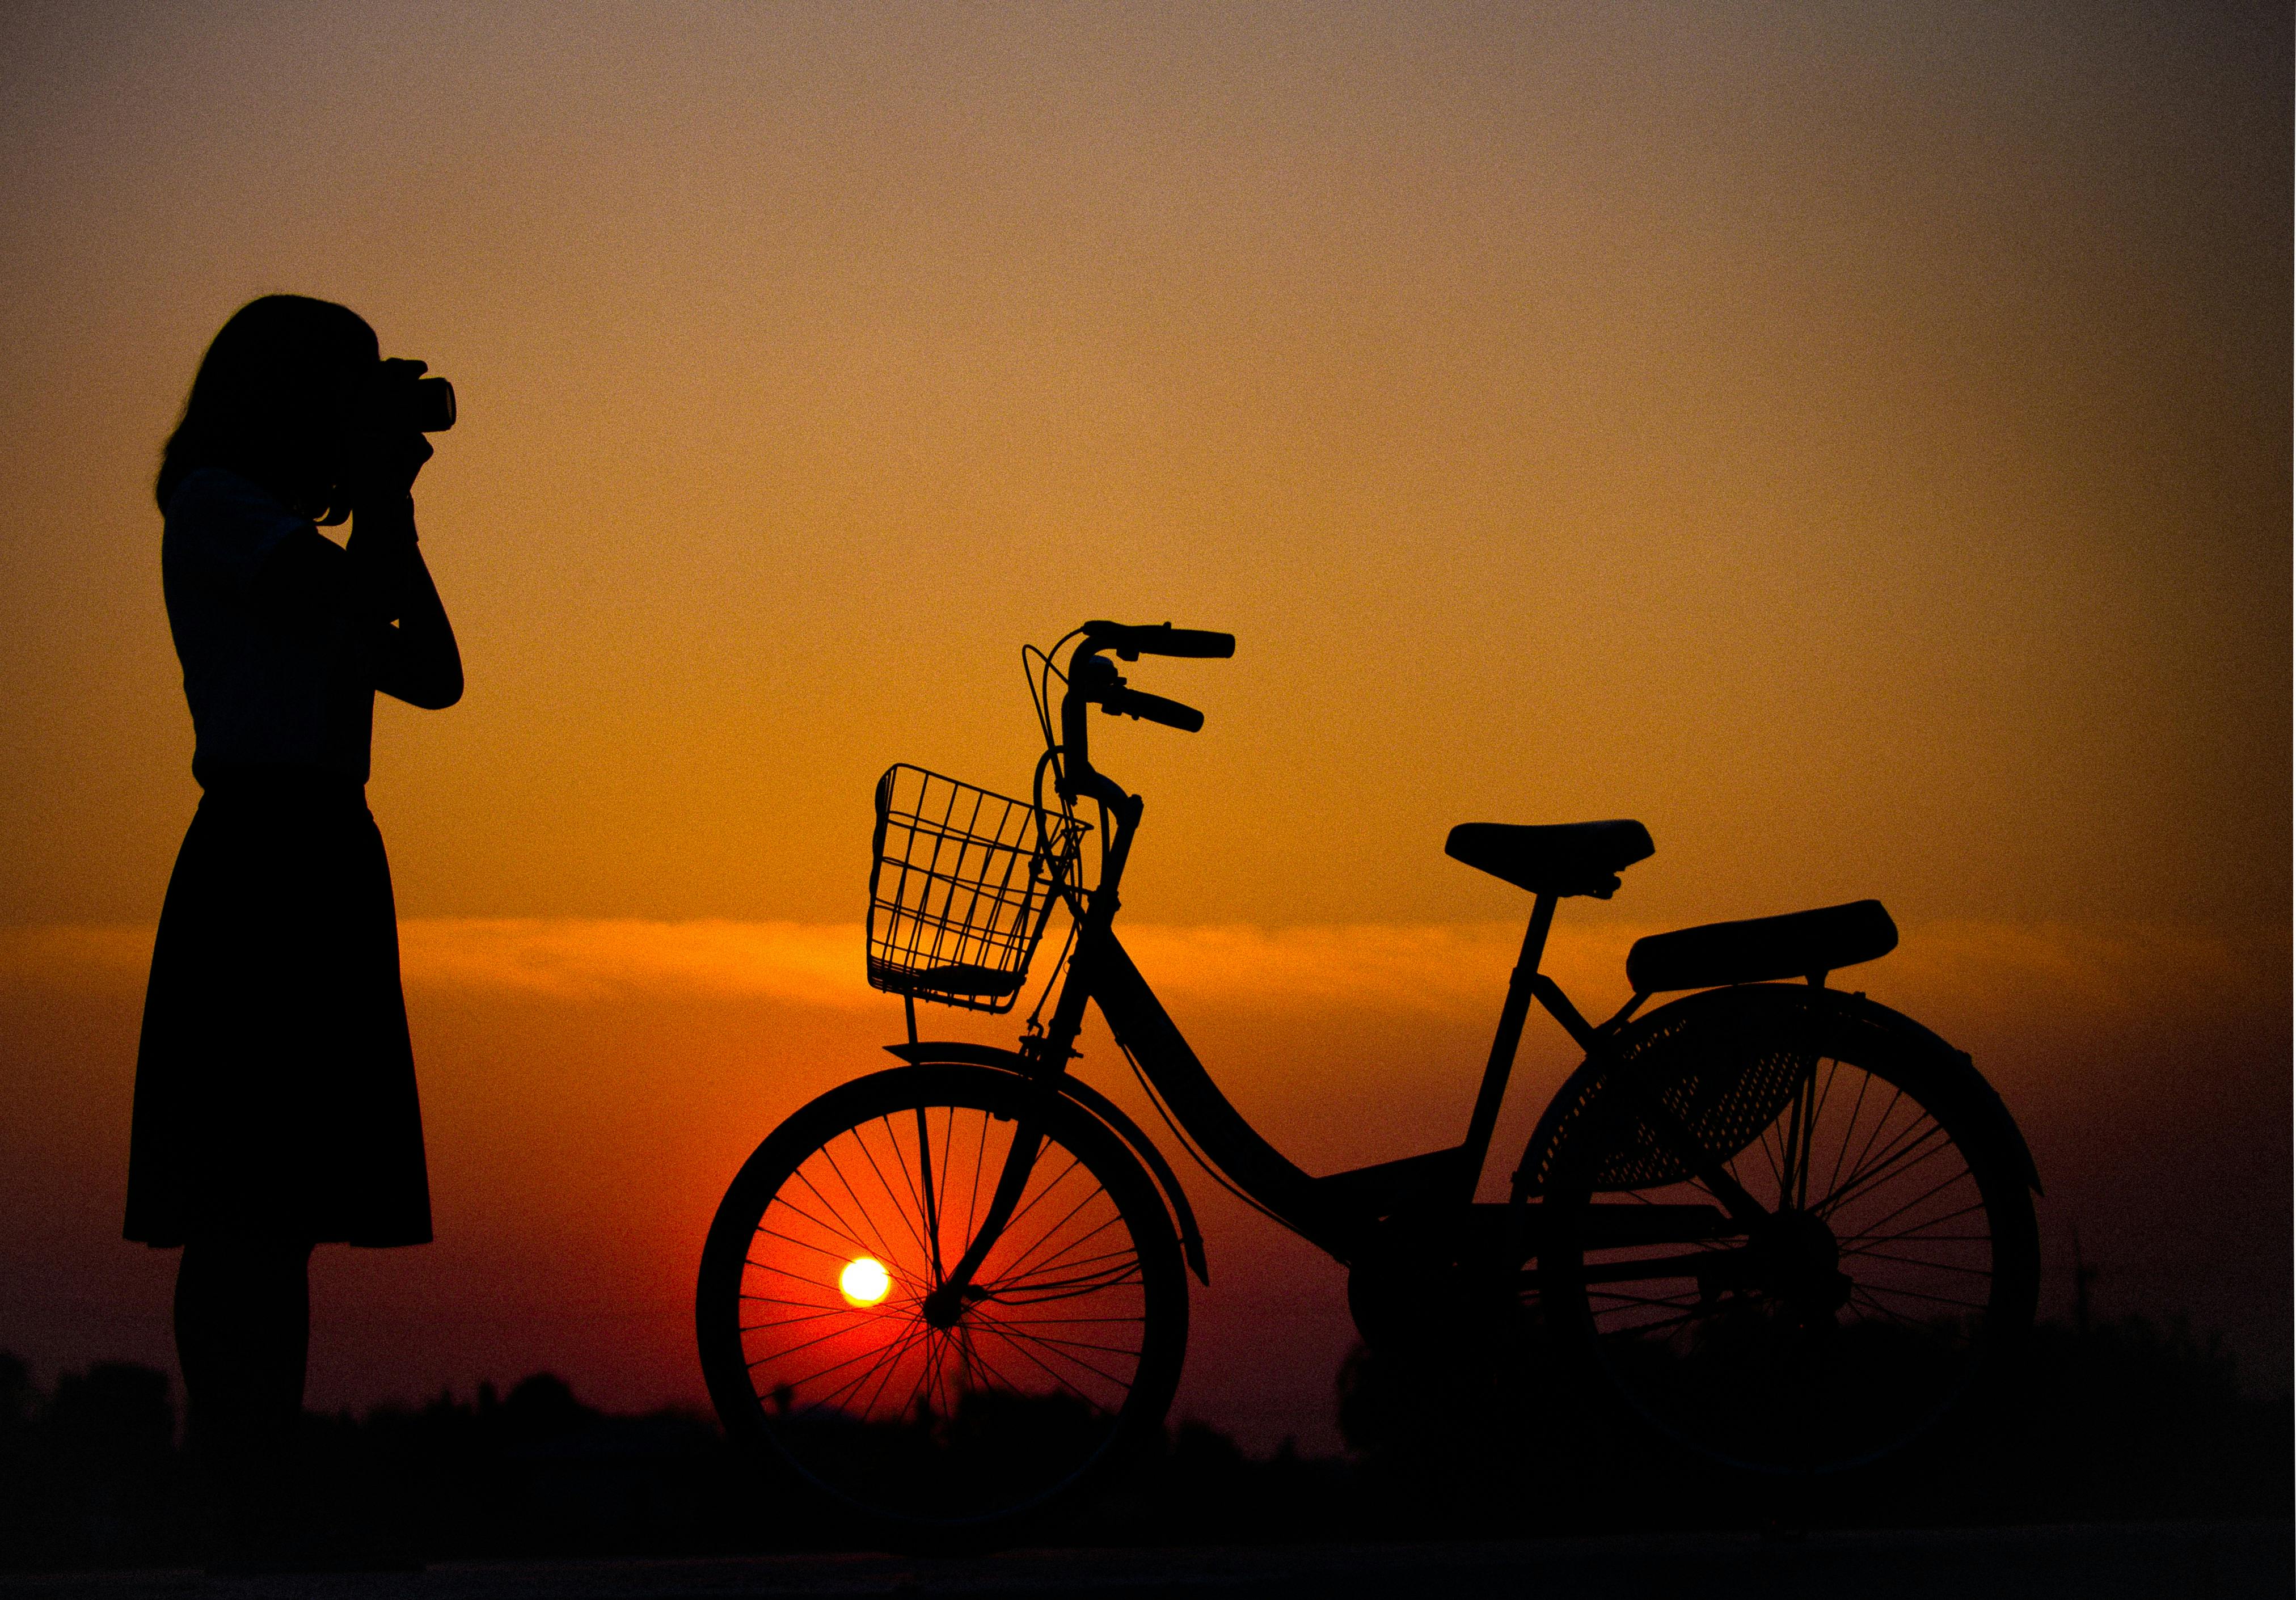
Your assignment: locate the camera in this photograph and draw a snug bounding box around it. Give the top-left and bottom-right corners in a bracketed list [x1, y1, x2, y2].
[366, 358, 457, 433]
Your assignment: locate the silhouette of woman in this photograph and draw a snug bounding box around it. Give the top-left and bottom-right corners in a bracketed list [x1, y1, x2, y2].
[125, 295, 462, 1547]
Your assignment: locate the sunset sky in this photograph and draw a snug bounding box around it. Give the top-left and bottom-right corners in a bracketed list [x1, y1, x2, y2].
[1, 2, 2286, 1451]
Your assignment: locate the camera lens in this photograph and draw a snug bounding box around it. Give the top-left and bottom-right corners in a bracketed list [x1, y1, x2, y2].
[411, 376, 455, 433]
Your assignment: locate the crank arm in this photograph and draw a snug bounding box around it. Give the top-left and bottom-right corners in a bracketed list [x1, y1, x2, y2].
[1575, 1245, 1754, 1286]
[1572, 1202, 1738, 1248]
[1520, 1245, 1754, 1294]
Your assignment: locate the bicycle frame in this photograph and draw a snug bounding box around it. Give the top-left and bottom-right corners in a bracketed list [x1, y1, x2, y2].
[922, 634, 1735, 1302]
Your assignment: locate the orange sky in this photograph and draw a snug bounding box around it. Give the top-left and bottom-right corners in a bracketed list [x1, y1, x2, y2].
[0, 4, 2285, 1447]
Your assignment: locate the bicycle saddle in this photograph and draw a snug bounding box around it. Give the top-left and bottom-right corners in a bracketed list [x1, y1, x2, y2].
[1626, 899, 1898, 992]
[1445, 820, 1655, 899]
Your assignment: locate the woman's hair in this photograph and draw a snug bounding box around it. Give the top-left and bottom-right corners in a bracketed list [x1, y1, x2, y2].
[156, 295, 380, 520]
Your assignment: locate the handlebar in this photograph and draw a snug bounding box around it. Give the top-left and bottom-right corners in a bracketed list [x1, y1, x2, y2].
[1082, 620, 1236, 661]
[1099, 685, 1205, 733]
[1056, 620, 1229, 803]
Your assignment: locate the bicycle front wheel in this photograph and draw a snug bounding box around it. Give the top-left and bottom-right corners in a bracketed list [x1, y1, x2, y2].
[1539, 985, 2038, 1474]
[697, 1064, 1187, 1542]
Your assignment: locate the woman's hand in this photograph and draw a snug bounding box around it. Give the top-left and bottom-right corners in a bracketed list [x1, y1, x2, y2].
[350, 430, 433, 505]
[340, 360, 436, 512]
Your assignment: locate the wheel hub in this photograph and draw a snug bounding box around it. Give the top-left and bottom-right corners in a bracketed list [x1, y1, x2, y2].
[1749, 1208, 1852, 1317]
[920, 1282, 986, 1329]
[920, 1284, 963, 1328]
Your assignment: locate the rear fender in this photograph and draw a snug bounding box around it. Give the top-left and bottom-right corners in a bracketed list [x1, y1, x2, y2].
[1824, 988, 2043, 1194]
[885, 1041, 1210, 1284]
[1517, 983, 2041, 1200]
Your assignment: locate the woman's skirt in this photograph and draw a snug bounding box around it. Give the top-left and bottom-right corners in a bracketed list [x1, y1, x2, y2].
[125, 768, 432, 1247]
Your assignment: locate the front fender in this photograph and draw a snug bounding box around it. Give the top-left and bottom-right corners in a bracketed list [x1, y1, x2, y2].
[885, 1041, 1209, 1284]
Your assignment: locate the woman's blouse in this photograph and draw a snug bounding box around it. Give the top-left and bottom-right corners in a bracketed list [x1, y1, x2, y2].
[162, 467, 374, 784]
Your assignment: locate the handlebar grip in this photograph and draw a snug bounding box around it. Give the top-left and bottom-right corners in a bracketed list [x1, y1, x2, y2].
[1100, 685, 1205, 732]
[1136, 626, 1234, 658]
[1083, 620, 1236, 660]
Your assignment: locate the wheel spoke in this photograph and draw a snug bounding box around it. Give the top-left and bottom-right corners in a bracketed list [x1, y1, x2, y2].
[1838, 1168, 1982, 1237]
[785, 1165, 889, 1267]
[738, 1297, 875, 1323]
[820, 1140, 927, 1272]
[1846, 1247, 1993, 1279]
[847, 1316, 934, 1421]
[760, 1310, 925, 1398]
[988, 1150, 1087, 1252]
[1822, 1067, 1876, 1200]
[1819, 1124, 1955, 1219]
[965, 1308, 1120, 1401]
[750, 1222, 877, 1273]
[994, 1209, 1129, 1291]
[750, 1303, 918, 1368]
[1848, 1284, 1950, 1332]
[963, 1112, 990, 1251]
[1834, 1083, 1909, 1213]
[969, 1305, 1137, 1391]
[780, 1177, 921, 1292]
[1851, 1278, 1991, 1311]
[829, 1123, 921, 1267]
[1823, 1108, 1947, 1206]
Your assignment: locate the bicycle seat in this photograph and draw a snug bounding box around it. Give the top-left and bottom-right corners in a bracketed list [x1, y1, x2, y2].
[1444, 820, 1655, 899]
[1625, 900, 1898, 992]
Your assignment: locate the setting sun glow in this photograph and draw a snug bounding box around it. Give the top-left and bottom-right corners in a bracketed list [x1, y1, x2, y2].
[838, 1257, 891, 1308]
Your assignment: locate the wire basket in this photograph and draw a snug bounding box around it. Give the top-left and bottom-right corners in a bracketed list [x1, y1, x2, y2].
[867, 764, 1086, 1013]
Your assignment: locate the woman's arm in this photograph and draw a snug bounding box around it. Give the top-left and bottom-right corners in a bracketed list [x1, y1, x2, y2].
[346, 496, 462, 710]
[247, 424, 463, 709]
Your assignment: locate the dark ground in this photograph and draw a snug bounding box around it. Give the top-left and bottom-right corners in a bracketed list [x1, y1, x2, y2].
[0, 1523, 2288, 1600]
[0, 1315, 2286, 1591]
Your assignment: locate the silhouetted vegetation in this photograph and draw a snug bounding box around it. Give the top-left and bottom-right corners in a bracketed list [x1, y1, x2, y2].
[1334, 1311, 2291, 1535]
[0, 1315, 2284, 1571]
[0, 1355, 178, 1569]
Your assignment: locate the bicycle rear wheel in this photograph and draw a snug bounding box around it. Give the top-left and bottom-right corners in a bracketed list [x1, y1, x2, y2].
[697, 1065, 1187, 1543]
[1539, 985, 2038, 1474]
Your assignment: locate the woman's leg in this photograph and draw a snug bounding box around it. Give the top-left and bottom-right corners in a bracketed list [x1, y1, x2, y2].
[174, 1238, 313, 1553]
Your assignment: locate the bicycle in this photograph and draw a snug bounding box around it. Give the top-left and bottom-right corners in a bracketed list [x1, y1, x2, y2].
[697, 620, 2041, 1544]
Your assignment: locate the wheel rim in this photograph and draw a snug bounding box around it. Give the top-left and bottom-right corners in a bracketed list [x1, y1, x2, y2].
[732, 1099, 1153, 1523]
[1557, 1046, 2007, 1472]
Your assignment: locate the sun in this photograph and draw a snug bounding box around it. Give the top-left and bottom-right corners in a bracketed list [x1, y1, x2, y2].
[839, 1256, 891, 1307]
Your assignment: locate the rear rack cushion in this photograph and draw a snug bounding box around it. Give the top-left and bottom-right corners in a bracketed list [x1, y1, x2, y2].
[1626, 900, 1898, 993]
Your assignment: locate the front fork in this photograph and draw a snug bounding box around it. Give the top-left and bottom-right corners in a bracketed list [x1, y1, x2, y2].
[919, 1116, 1046, 1327]
[925, 766, 1138, 1318]
[919, 975, 1096, 1325]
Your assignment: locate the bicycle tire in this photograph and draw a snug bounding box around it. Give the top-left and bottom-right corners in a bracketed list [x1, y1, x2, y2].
[697, 1064, 1188, 1544]
[1538, 984, 2038, 1474]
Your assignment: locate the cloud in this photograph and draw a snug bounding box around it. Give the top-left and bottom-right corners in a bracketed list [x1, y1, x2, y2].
[0, 916, 2274, 1028]
[395, 918, 870, 1006]
[0, 924, 154, 987]
[387, 918, 1630, 1016]
[1863, 918, 2277, 1028]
